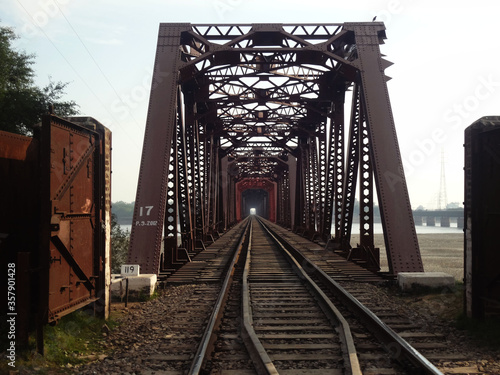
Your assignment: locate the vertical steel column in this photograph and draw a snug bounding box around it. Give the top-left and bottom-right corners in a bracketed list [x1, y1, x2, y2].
[357, 90, 379, 271]
[283, 168, 291, 228]
[216, 148, 225, 233]
[309, 136, 320, 236]
[205, 134, 220, 238]
[277, 166, 291, 227]
[294, 139, 306, 233]
[288, 156, 297, 230]
[205, 133, 213, 235]
[339, 83, 361, 248]
[227, 175, 236, 226]
[164, 132, 179, 267]
[177, 89, 194, 253]
[276, 175, 283, 224]
[128, 24, 190, 274]
[302, 139, 314, 235]
[317, 121, 328, 237]
[189, 98, 206, 249]
[220, 155, 230, 230]
[293, 143, 305, 232]
[345, 23, 423, 273]
[324, 95, 345, 241]
[358, 89, 375, 249]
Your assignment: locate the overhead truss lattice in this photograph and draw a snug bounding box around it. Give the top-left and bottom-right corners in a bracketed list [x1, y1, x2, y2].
[128, 22, 423, 276]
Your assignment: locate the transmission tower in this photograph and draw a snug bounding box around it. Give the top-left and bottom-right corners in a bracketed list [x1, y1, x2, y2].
[437, 149, 448, 209]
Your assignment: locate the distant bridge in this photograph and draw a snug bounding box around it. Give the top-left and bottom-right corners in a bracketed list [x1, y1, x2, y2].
[413, 209, 464, 228]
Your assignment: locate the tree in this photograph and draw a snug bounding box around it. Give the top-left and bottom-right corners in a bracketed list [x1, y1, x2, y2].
[0, 25, 78, 136]
[446, 202, 462, 209]
[111, 201, 135, 225]
[111, 213, 130, 274]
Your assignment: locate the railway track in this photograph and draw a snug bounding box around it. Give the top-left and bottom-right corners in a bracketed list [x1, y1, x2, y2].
[108, 216, 446, 374]
[262, 219, 467, 372]
[239, 218, 360, 374]
[176, 216, 443, 374]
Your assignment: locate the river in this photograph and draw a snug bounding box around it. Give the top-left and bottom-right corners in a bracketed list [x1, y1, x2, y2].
[119, 222, 463, 235]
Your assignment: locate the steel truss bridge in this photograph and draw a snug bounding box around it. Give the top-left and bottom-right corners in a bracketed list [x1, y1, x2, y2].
[128, 22, 424, 276]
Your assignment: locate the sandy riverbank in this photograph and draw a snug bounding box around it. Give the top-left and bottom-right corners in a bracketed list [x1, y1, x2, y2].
[351, 233, 464, 281]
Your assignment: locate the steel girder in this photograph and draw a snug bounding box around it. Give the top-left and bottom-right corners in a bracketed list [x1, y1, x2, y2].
[344, 23, 422, 273]
[128, 22, 423, 275]
[276, 166, 291, 227]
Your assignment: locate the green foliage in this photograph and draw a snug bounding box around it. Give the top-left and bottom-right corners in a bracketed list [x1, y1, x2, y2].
[0, 310, 119, 373]
[111, 213, 130, 273]
[112, 200, 135, 224]
[43, 311, 112, 366]
[0, 25, 79, 136]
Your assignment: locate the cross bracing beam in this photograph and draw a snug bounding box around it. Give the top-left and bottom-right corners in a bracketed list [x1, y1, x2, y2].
[128, 22, 423, 275]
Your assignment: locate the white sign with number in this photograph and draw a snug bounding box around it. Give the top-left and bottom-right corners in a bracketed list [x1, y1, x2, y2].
[121, 264, 140, 276]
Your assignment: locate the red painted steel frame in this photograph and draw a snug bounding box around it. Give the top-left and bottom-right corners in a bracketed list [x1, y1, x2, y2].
[129, 22, 423, 275]
[128, 24, 191, 274]
[236, 178, 276, 222]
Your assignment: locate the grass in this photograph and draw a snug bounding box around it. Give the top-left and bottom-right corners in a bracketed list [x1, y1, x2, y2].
[1, 309, 119, 374]
[2, 289, 158, 373]
[43, 310, 118, 366]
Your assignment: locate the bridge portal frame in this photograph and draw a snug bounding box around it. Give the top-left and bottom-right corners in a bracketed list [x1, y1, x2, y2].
[128, 22, 423, 275]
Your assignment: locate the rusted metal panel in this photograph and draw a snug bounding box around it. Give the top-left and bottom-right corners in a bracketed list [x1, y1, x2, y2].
[40, 115, 110, 323]
[464, 116, 500, 319]
[1, 116, 110, 354]
[0, 130, 39, 161]
[70, 117, 113, 319]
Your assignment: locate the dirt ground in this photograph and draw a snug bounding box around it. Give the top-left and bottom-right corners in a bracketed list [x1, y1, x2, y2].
[351, 233, 464, 280]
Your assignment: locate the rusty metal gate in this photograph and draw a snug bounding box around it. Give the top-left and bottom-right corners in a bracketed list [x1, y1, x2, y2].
[39, 115, 111, 324]
[0, 114, 111, 353]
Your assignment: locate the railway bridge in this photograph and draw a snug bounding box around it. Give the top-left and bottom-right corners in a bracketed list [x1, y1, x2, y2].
[128, 22, 424, 277]
[3, 22, 500, 373]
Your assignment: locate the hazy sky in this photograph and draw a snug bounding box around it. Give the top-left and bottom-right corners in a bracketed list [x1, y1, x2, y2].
[2, 0, 499, 209]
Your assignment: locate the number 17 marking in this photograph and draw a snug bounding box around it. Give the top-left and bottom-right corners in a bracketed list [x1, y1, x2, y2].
[139, 206, 154, 216]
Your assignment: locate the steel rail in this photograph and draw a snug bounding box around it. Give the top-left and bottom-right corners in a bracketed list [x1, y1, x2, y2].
[240, 219, 279, 375]
[260, 218, 444, 375]
[255, 217, 362, 375]
[187, 217, 251, 375]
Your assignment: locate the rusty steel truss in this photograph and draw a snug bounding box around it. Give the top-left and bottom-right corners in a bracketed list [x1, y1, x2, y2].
[129, 22, 423, 275]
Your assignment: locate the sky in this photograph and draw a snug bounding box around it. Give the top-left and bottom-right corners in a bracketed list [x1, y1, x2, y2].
[1, 0, 499, 210]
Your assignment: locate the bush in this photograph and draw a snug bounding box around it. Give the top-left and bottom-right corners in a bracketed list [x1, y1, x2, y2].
[111, 213, 130, 273]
